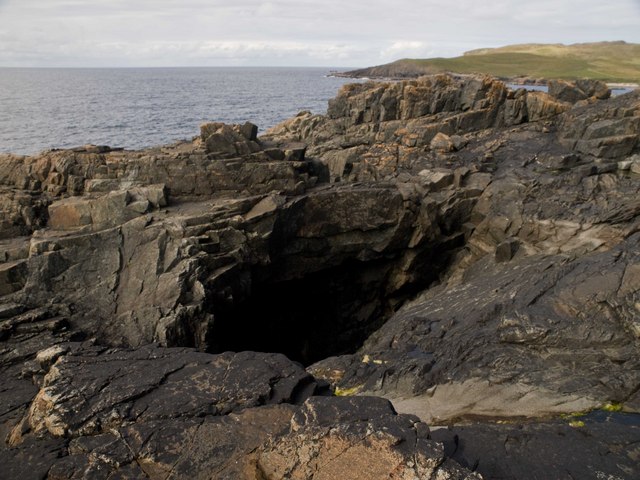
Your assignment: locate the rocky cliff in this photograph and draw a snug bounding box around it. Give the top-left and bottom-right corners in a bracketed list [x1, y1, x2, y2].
[1, 74, 639, 479]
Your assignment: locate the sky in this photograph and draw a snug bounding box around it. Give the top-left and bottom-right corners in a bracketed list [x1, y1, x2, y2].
[0, 0, 639, 68]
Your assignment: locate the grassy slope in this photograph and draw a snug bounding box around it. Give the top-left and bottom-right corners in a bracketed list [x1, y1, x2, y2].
[359, 42, 640, 83]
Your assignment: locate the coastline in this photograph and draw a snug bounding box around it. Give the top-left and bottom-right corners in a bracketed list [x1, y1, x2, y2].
[328, 71, 639, 92]
[330, 71, 638, 88]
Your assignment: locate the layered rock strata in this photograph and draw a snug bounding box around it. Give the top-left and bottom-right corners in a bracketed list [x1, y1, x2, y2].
[1, 74, 639, 479]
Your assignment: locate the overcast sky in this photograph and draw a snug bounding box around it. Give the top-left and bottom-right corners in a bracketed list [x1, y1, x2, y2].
[1, 0, 639, 67]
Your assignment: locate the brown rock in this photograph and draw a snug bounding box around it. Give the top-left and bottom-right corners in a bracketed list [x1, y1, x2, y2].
[430, 132, 455, 152]
[548, 79, 589, 103]
[257, 397, 480, 480]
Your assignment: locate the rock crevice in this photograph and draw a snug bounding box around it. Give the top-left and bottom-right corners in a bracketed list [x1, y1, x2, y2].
[1, 75, 640, 479]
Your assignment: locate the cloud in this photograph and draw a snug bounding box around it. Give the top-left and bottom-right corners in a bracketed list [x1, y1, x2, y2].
[0, 0, 639, 67]
[0, 35, 366, 67]
[380, 42, 436, 61]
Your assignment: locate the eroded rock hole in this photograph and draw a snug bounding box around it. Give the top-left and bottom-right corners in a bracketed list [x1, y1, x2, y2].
[208, 259, 405, 366]
[207, 235, 462, 366]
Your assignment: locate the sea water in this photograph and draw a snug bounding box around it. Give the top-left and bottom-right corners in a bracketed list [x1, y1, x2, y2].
[1, 68, 634, 156]
[506, 83, 634, 96]
[0, 67, 360, 155]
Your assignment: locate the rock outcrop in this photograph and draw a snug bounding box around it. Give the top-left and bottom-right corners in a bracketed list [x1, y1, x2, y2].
[3, 343, 477, 479]
[1, 75, 640, 479]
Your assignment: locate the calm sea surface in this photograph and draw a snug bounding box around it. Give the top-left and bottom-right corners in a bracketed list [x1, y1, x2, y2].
[0, 67, 361, 155]
[506, 83, 634, 96]
[2, 68, 634, 156]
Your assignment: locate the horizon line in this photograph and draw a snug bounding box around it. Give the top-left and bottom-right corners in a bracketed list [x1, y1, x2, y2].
[0, 65, 360, 70]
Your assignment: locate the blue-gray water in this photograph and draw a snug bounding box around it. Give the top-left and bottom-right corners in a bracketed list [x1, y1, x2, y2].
[2, 69, 634, 156]
[0, 67, 360, 155]
[506, 83, 634, 96]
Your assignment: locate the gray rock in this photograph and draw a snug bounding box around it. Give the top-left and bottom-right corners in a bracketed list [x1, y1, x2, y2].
[2, 344, 478, 479]
[10, 345, 317, 442]
[495, 237, 519, 262]
[548, 79, 589, 103]
[240, 121, 259, 141]
[2, 74, 640, 477]
[431, 412, 639, 480]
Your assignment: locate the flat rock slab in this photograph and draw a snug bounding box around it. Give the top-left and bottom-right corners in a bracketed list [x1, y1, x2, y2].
[431, 411, 640, 480]
[13, 344, 317, 441]
[1, 344, 479, 479]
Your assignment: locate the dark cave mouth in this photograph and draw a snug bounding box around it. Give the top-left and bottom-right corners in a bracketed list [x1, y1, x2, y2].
[207, 259, 404, 366]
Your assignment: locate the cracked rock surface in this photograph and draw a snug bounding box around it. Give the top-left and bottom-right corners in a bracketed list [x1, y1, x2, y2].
[2, 344, 477, 479]
[1, 74, 640, 478]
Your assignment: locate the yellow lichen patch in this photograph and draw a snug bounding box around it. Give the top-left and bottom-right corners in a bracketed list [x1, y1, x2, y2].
[568, 420, 585, 428]
[362, 355, 385, 365]
[334, 385, 363, 396]
[496, 419, 518, 425]
[601, 402, 623, 412]
[560, 411, 587, 419]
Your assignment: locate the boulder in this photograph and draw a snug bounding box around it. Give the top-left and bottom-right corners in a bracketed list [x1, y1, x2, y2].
[240, 121, 259, 141]
[576, 78, 611, 99]
[495, 237, 519, 262]
[257, 397, 481, 480]
[11, 346, 316, 441]
[548, 79, 589, 103]
[548, 79, 610, 102]
[430, 132, 455, 152]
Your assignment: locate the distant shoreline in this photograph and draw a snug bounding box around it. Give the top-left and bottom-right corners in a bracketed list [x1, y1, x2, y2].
[606, 82, 640, 89]
[328, 71, 639, 90]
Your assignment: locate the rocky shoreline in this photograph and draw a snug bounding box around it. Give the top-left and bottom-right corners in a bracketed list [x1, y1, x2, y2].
[1, 74, 640, 479]
[332, 70, 640, 91]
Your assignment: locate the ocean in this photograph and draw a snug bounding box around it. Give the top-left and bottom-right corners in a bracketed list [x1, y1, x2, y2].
[2, 68, 634, 157]
[506, 83, 635, 96]
[0, 67, 361, 156]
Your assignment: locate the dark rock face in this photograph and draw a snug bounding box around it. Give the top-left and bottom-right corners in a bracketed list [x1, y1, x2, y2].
[316, 234, 640, 420]
[559, 91, 640, 158]
[262, 75, 571, 183]
[2, 343, 477, 479]
[548, 78, 611, 103]
[1, 75, 640, 478]
[9, 345, 315, 442]
[431, 412, 640, 480]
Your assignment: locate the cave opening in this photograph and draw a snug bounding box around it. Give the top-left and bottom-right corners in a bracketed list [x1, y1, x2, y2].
[205, 229, 463, 366]
[207, 258, 403, 366]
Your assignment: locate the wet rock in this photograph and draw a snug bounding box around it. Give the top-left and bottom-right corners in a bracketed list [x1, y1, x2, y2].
[431, 412, 640, 480]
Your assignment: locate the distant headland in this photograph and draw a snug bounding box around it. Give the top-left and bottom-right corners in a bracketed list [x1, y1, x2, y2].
[335, 41, 640, 86]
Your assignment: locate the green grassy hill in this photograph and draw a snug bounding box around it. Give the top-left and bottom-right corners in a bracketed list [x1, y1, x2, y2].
[345, 41, 640, 84]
